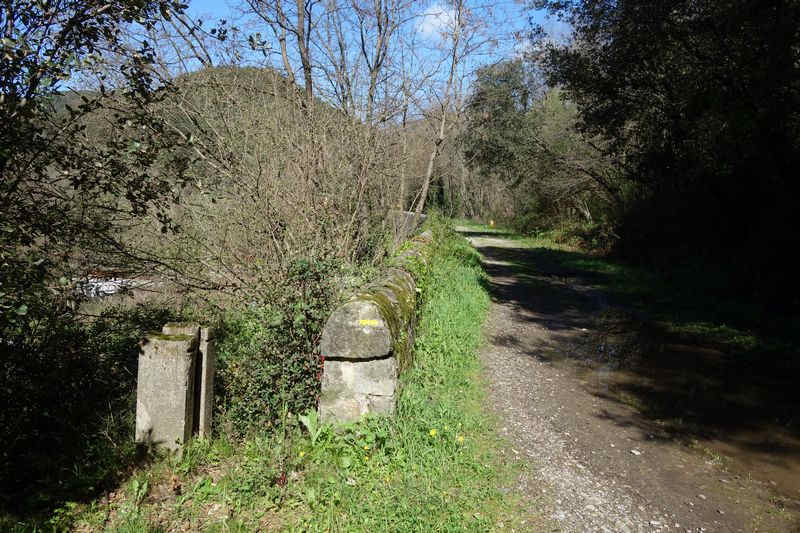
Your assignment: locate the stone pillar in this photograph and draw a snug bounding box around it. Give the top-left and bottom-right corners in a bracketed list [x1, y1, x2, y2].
[198, 327, 215, 438]
[162, 322, 201, 436]
[136, 322, 216, 451]
[135, 333, 197, 451]
[318, 266, 418, 423]
[160, 322, 216, 439]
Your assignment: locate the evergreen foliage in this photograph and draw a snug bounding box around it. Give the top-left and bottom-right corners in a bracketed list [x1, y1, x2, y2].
[532, 0, 800, 305]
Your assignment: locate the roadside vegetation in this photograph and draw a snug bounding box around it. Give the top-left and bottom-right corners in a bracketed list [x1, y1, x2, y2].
[2, 0, 797, 529]
[26, 220, 518, 532]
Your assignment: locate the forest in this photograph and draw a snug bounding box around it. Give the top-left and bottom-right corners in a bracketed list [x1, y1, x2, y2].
[1, 0, 798, 529]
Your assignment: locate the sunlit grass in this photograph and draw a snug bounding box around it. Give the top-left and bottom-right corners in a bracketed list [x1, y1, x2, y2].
[63, 219, 519, 532]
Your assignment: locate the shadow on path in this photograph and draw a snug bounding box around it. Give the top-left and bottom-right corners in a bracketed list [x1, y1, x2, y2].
[464, 229, 800, 508]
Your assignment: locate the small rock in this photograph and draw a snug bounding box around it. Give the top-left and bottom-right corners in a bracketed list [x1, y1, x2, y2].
[697, 494, 706, 500]
[649, 520, 662, 526]
[630, 449, 643, 456]
[717, 509, 724, 514]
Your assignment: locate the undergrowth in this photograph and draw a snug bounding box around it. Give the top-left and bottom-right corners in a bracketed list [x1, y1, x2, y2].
[0, 303, 183, 529]
[53, 218, 516, 531]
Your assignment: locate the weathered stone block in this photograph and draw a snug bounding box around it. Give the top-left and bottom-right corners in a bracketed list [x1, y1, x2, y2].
[318, 392, 396, 423]
[319, 300, 392, 360]
[318, 357, 398, 423]
[159, 322, 215, 439]
[318, 394, 363, 423]
[322, 358, 397, 397]
[162, 322, 200, 339]
[135, 334, 197, 451]
[318, 359, 397, 423]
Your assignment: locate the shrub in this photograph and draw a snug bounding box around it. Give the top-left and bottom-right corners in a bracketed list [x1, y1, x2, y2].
[215, 259, 339, 436]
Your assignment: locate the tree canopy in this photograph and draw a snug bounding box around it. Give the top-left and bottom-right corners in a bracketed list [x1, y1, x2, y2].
[531, 0, 800, 304]
[1, 0, 192, 326]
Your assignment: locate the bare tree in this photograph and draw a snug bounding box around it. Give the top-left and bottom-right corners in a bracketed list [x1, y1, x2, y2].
[411, 0, 465, 218]
[246, 0, 320, 104]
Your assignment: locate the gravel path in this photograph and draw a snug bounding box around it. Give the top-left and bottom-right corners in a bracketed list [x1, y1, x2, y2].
[460, 230, 795, 533]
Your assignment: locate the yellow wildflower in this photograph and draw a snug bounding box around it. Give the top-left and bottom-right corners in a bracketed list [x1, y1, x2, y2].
[363, 445, 370, 451]
[456, 435, 464, 444]
[299, 451, 305, 457]
[429, 428, 437, 437]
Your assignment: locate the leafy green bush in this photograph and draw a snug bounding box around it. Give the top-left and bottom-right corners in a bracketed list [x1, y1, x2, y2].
[545, 221, 617, 253]
[215, 259, 339, 436]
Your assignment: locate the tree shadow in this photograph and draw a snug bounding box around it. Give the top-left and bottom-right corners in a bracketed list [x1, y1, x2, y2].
[457, 230, 516, 239]
[469, 236, 800, 501]
[0, 304, 177, 526]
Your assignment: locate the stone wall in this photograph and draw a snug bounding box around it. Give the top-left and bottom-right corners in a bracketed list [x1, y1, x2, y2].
[318, 230, 431, 422]
[134, 228, 430, 444]
[390, 210, 427, 241]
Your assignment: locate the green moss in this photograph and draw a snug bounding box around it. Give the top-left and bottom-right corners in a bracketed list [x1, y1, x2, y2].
[358, 275, 417, 373]
[144, 331, 194, 342]
[162, 321, 198, 330]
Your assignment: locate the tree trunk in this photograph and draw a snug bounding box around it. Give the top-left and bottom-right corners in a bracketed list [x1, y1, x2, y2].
[412, 0, 463, 221]
[296, 0, 313, 104]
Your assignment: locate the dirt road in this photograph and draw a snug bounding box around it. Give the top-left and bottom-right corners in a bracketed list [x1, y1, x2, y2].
[460, 229, 799, 533]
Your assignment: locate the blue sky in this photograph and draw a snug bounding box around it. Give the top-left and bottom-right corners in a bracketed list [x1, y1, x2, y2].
[184, 0, 569, 59]
[176, 0, 570, 110]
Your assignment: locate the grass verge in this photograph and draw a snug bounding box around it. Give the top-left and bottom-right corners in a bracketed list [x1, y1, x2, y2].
[56, 220, 515, 532]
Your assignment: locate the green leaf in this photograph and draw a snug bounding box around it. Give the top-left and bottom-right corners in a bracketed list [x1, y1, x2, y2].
[16, 304, 28, 315]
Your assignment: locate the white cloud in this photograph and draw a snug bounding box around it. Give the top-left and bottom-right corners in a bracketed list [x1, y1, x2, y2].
[417, 4, 457, 38]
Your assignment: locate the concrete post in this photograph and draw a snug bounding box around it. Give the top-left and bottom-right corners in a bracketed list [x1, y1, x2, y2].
[136, 322, 216, 451]
[135, 333, 197, 451]
[198, 327, 215, 438]
[162, 323, 202, 436]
